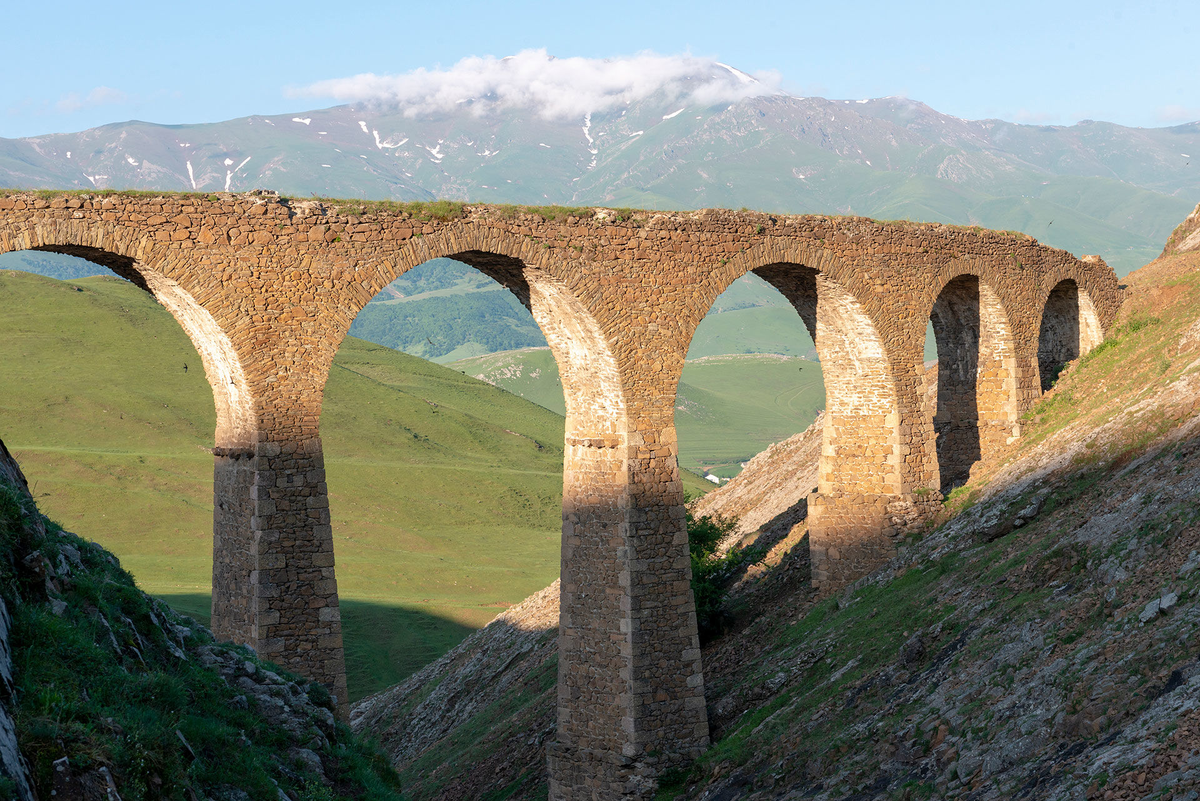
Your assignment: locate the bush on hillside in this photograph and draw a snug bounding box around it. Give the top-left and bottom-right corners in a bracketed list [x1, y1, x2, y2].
[687, 511, 739, 641]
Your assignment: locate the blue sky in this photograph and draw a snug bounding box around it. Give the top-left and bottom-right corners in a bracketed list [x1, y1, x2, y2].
[3, 0, 1197, 139]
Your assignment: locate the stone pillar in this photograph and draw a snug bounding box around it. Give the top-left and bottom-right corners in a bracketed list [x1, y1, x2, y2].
[808, 493, 892, 588]
[211, 448, 257, 645]
[803, 275, 907, 592]
[548, 427, 708, 800]
[209, 436, 347, 712]
[976, 282, 1020, 461]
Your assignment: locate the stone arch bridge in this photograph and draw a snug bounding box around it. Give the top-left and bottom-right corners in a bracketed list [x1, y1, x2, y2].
[0, 192, 1120, 799]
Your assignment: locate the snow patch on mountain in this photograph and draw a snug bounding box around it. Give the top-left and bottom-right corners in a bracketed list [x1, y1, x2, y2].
[224, 156, 251, 191]
[372, 130, 408, 149]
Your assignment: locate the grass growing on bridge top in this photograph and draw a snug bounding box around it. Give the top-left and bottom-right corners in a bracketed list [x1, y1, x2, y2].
[0, 188, 1077, 244]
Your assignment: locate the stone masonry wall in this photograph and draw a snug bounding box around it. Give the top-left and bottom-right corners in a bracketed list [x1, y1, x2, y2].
[0, 192, 1122, 798]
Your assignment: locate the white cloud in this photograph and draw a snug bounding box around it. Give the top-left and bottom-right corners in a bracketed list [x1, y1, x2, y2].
[55, 86, 128, 113]
[292, 49, 782, 119]
[1159, 105, 1200, 123]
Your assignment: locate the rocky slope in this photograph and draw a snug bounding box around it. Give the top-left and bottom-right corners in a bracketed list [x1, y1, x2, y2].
[353, 207, 1200, 800]
[351, 582, 560, 800]
[0, 442, 403, 801]
[1163, 202, 1200, 258]
[690, 413, 821, 549]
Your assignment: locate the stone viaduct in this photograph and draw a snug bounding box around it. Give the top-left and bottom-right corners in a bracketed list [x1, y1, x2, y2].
[0, 191, 1120, 799]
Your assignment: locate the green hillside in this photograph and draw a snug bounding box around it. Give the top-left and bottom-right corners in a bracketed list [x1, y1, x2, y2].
[0, 472, 404, 801]
[675, 355, 825, 476]
[0, 269, 602, 700]
[450, 348, 567, 414]
[454, 349, 825, 478]
[686, 306, 815, 359]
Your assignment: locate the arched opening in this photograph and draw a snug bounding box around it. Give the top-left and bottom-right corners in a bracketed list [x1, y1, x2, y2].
[678, 261, 901, 589]
[680, 263, 901, 586]
[750, 264, 901, 498]
[1038, 279, 1104, 391]
[925, 275, 1019, 490]
[0, 246, 252, 624]
[322, 251, 628, 701]
[672, 271, 821, 487]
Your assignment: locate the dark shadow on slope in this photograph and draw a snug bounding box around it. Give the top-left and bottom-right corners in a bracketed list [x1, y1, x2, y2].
[158, 593, 476, 703]
[349, 588, 559, 801]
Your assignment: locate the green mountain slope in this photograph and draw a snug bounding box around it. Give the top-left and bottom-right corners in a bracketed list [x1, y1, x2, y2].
[3, 91, 1197, 277]
[0, 464, 403, 800]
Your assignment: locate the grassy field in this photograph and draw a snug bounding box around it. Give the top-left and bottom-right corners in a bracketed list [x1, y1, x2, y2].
[0, 270, 716, 700]
[676, 355, 825, 476]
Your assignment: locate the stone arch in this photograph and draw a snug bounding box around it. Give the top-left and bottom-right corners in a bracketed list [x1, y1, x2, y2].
[345, 239, 647, 776]
[926, 274, 1020, 490]
[749, 263, 900, 498]
[678, 253, 903, 590]
[433, 250, 627, 441]
[350, 241, 630, 452]
[347, 226, 631, 443]
[0, 231, 256, 452]
[1037, 278, 1104, 391]
[0, 229, 264, 655]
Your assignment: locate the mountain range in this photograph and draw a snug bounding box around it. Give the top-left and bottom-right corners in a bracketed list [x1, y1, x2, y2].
[2, 75, 1198, 275]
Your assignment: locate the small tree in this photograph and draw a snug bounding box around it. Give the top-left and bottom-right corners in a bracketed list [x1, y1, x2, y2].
[686, 511, 738, 641]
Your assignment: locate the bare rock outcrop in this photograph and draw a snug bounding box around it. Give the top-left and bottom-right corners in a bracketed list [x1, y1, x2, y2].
[1162, 201, 1200, 257]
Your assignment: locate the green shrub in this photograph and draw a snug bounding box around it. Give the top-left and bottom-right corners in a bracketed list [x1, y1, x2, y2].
[687, 511, 739, 640]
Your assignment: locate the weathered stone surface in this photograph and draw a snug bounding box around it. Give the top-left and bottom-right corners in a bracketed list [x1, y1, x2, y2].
[0, 192, 1121, 799]
[0, 442, 36, 800]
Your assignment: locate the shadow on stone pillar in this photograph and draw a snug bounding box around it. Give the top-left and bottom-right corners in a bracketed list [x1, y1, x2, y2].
[210, 437, 348, 715]
[211, 448, 257, 645]
[807, 493, 894, 591]
[548, 431, 708, 800]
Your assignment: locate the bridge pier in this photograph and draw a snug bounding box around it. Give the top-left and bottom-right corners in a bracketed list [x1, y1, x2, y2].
[808, 493, 894, 589]
[211, 436, 348, 712]
[549, 426, 708, 800]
